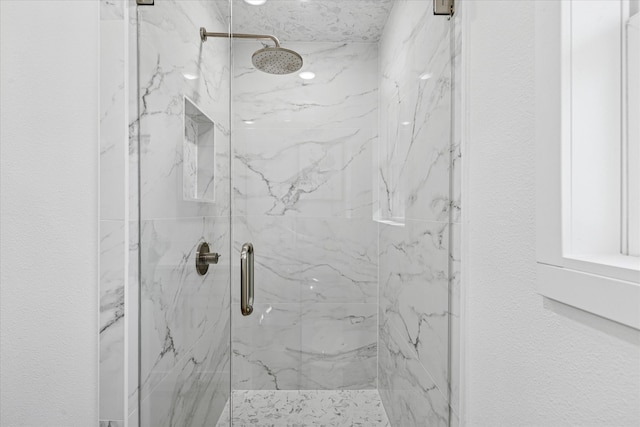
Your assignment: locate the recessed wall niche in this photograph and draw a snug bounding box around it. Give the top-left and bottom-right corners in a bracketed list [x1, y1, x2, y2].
[183, 96, 216, 203]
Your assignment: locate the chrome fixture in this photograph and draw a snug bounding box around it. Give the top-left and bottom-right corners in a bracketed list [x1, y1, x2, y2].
[240, 243, 254, 316]
[199, 27, 303, 75]
[196, 242, 220, 276]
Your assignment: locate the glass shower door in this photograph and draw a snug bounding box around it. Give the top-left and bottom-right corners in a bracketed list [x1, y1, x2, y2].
[133, 0, 459, 425]
[229, 1, 458, 426]
[136, 1, 232, 426]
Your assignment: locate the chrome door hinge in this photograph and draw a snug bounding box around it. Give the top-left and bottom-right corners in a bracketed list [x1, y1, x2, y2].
[434, 0, 454, 16]
[136, 0, 154, 5]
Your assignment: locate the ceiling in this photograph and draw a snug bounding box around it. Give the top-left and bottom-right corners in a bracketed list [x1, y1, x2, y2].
[232, 0, 395, 43]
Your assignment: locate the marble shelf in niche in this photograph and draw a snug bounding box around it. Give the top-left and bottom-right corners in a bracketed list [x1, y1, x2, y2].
[183, 96, 216, 204]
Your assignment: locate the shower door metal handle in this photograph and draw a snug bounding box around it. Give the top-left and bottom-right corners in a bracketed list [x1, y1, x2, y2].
[240, 243, 254, 316]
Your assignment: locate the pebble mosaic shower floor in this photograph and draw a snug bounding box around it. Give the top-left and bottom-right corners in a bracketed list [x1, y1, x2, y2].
[217, 389, 391, 426]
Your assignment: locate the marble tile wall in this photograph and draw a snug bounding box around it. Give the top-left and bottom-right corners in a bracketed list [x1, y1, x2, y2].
[127, 1, 141, 423]
[232, 40, 379, 391]
[102, 1, 461, 425]
[450, 7, 463, 424]
[136, 1, 231, 426]
[377, 1, 461, 426]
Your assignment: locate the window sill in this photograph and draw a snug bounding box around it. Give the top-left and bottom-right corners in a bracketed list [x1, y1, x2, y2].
[537, 262, 640, 330]
[564, 253, 640, 282]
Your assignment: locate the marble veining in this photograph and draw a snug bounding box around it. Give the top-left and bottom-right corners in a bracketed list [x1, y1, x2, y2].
[376, 0, 454, 224]
[232, 303, 302, 390]
[299, 304, 377, 390]
[232, 36, 379, 393]
[100, 0, 127, 418]
[231, 219, 378, 391]
[231, 302, 378, 391]
[140, 319, 231, 427]
[377, 0, 460, 425]
[232, 216, 378, 304]
[234, 127, 374, 217]
[232, 0, 394, 43]
[140, 217, 230, 400]
[379, 316, 449, 427]
[379, 220, 450, 397]
[217, 390, 390, 426]
[233, 42, 377, 133]
[136, 2, 232, 426]
[138, 0, 231, 220]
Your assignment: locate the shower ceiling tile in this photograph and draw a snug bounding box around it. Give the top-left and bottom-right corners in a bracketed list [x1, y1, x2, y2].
[232, 0, 394, 43]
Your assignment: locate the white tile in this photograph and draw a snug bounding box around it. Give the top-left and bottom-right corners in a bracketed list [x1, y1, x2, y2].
[139, 217, 230, 400]
[233, 42, 378, 130]
[232, 217, 378, 305]
[294, 218, 378, 304]
[137, 0, 231, 220]
[378, 315, 449, 427]
[139, 320, 231, 427]
[232, 216, 300, 304]
[234, 127, 374, 218]
[232, 303, 301, 390]
[300, 303, 377, 390]
[379, 219, 450, 402]
[100, 221, 126, 420]
[378, 0, 454, 224]
[377, 1, 460, 420]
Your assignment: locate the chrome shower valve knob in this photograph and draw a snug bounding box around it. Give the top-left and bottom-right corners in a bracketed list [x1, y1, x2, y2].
[196, 242, 220, 275]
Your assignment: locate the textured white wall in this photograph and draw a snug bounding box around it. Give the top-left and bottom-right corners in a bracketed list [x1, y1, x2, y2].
[0, 1, 99, 425]
[463, 1, 640, 425]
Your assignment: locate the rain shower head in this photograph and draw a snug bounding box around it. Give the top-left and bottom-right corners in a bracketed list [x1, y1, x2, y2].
[200, 27, 303, 75]
[252, 46, 303, 75]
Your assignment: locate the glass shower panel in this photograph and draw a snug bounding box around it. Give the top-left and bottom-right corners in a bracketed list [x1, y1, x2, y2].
[230, 1, 455, 426]
[134, 0, 457, 425]
[137, 1, 232, 426]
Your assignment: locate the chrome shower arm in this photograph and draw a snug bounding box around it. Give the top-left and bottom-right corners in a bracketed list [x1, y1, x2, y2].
[200, 28, 281, 47]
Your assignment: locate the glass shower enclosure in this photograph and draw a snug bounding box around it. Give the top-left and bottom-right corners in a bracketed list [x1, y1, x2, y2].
[135, 1, 459, 425]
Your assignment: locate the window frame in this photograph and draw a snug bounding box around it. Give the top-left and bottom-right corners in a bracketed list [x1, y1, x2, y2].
[535, 0, 640, 330]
